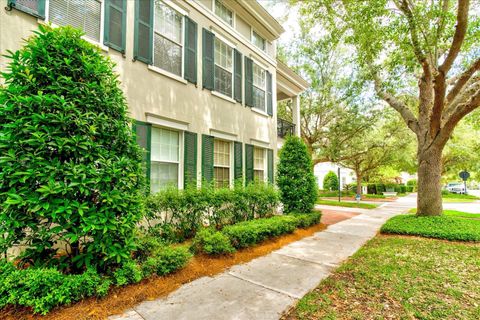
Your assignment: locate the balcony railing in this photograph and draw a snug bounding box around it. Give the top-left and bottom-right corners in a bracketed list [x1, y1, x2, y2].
[277, 118, 296, 138]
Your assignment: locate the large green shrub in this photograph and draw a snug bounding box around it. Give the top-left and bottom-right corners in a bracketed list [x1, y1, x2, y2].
[191, 228, 236, 255]
[277, 136, 317, 213]
[0, 26, 145, 271]
[323, 171, 339, 191]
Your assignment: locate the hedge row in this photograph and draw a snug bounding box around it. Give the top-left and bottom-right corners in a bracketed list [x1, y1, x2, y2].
[144, 183, 279, 242]
[191, 212, 322, 255]
[0, 245, 191, 314]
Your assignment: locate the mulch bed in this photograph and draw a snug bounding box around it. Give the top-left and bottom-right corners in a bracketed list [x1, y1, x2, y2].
[3, 212, 358, 320]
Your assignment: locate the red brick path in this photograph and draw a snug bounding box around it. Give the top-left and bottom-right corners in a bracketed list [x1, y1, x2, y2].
[320, 209, 360, 225]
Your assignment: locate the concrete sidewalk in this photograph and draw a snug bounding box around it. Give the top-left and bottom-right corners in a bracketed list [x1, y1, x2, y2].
[111, 195, 416, 320]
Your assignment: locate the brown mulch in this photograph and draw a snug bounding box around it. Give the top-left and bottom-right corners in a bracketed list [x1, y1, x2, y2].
[2, 219, 344, 320]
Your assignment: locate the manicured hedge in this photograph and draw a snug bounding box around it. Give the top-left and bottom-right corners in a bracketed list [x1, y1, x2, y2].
[193, 212, 322, 254]
[381, 214, 480, 241]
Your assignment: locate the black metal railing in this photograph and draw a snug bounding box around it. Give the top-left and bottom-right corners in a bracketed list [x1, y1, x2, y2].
[277, 118, 296, 138]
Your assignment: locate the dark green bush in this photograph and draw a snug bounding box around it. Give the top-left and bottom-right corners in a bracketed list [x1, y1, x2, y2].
[323, 171, 339, 191]
[223, 216, 298, 248]
[191, 228, 236, 255]
[0, 262, 109, 314]
[277, 136, 317, 213]
[375, 184, 386, 194]
[0, 26, 145, 271]
[113, 260, 143, 286]
[290, 212, 322, 228]
[141, 246, 191, 277]
[406, 186, 414, 192]
[367, 183, 377, 194]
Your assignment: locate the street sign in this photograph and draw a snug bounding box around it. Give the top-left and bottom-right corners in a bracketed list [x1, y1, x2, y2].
[459, 171, 470, 181]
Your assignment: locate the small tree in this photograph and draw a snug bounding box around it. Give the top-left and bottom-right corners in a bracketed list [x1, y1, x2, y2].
[277, 136, 318, 213]
[0, 26, 145, 271]
[323, 171, 339, 191]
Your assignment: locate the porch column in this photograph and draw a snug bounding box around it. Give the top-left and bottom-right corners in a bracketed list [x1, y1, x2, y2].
[292, 95, 301, 137]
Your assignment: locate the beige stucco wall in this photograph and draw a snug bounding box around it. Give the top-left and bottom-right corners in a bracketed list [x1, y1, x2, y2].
[0, 0, 281, 184]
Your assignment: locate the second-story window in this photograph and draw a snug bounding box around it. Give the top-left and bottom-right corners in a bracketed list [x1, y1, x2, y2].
[252, 30, 266, 51]
[214, 38, 233, 97]
[214, 0, 233, 26]
[49, 0, 102, 42]
[253, 62, 266, 111]
[154, 1, 184, 76]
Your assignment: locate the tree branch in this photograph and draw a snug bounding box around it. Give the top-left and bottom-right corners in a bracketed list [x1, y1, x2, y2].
[446, 57, 480, 104]
[373, 76, 420, 134]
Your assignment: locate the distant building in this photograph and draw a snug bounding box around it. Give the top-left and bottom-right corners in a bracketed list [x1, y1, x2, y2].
[314, 162, 355, 190]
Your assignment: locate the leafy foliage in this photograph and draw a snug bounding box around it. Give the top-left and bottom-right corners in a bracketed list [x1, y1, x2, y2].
[141, 246, 191, 277]
[323, 171, 339, 191]
[0, 26, 145, 271]
[381, 214, 480, 241]
[191, 228, 236, 255]
[277, 136, 317, 213]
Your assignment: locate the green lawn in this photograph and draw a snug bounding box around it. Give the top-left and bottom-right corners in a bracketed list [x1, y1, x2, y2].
[442, 193, 480, 203]
[380, 213, 480, 241]
[288, 236, 480, 320]
[316, 199, 379, 209]
[408, 208, 480, 218]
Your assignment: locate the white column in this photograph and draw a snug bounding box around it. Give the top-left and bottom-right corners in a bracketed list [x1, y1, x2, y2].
[292, 95, 301, 137]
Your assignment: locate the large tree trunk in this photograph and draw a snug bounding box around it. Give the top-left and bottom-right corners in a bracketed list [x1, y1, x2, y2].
[356, 172, 362, 196]
[417, 143, 443, 216]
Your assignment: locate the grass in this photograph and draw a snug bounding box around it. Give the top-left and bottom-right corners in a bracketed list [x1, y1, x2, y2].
[288, 236, 480, 320]
[316, 199, 379, 209]
[380, 214, 480, 241]
[408, 208, 480, 218]
[442, 193, 480, 203]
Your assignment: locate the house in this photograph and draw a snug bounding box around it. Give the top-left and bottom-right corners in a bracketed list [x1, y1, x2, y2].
[314, 162, 356, 190]
[1, 0, 308, 193]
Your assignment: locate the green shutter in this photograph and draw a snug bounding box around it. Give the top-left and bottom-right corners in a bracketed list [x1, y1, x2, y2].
[134, 0, 153, 64]
[132, 121, 152, 186]
[234, 49, 243, 103]
[202, 135, 214, 185]
[245, 57, 254, 107]
[8, 0, 45, 19]
[234, 141, 243, 183]
[104, 0, 127, 53]
[202, 29, 215, 90]
[184, 131, 198, 189]
[184, 16, 198, 84]
[245, 144, 254, 184]
[267, 149, 274, 184]
[267, 71, 273, 116]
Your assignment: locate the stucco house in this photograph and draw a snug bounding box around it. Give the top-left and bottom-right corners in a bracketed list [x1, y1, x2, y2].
[1, 0, 308, 192]
[314, 162, 356, 190]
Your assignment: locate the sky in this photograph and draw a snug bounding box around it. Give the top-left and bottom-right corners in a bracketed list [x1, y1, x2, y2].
[258, 0, 299, 47]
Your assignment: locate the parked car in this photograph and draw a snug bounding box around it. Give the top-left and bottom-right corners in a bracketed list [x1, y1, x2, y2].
[446, 182, 467, 194]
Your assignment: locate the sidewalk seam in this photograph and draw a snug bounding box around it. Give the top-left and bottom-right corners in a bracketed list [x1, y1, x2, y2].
[227, 272, 302, 300]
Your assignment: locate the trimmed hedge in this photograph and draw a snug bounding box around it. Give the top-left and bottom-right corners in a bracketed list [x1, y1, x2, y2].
[381, 214, 480, 241]
[192, 212, 321, 254]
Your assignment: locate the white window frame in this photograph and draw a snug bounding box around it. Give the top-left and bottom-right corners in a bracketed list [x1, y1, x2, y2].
[213, 0, 235, 28]
[213, 35, 235, 99]
[251, 29, 266, 52]
[253, 147, 267, 182]
[213, 138, 233, 188]
[152, 0, 187, 79]
[150, 126, 185, 192]
[252, 60, 267, 113]
[44, 0, 107, 51]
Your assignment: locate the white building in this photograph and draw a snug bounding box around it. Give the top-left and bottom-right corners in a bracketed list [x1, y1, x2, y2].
[314, 162, 355, 190]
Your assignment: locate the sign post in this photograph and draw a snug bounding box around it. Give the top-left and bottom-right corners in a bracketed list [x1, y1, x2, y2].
[338, 167, 341, 202]
[459, 170, 470, 194]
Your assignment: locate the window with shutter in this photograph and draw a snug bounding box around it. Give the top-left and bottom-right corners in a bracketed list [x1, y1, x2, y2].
[8, 0, 45, 18]
[252, 62, 267, 112]
[213, 139, 231, 188]
[132, 121, 152, 186]
[234, 49, 243, 103]
[104, 0, 126, 53]
[214, 38, 234, 97]
[184, 131, 198, 189]
[244, 57, 253, 107]
[245, 144, 254, 184]
[234, 141, 243, 182]
[134, 0, 153, 64]
[202, 29, 215, 90]
[184, 16, 197, 84]
[267, 71, 273, 116]
[202, 135, 214, 184]
[254, 147, 266, 182]
[49, 0, 102, 42]
[267, 149, 274, 184]
[150, 127, 180, 193]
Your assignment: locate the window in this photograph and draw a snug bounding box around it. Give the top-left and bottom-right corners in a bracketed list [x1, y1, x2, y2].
[214, 139, 231, 188]
[214, 38, 233, 97]
[254, 147, 265, 181]
[150, 127, 180, 193]
[214, 0, 233, 26]
[154, 1, 183, 76]
[252, 30, 266, 51]
[253, 62, 266, 111]
[49, 0, 102, 42]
